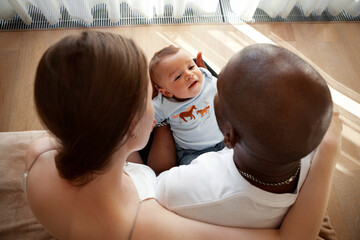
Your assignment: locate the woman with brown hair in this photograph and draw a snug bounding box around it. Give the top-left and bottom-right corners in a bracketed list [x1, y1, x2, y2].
[24, 31, 341, 239]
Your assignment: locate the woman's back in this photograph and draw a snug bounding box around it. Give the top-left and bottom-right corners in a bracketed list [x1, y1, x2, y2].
[24, 137, 141, 239]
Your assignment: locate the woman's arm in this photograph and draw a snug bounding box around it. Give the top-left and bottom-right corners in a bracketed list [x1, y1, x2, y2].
[279, 112, 342, 239]
[135, 112, 342, 240]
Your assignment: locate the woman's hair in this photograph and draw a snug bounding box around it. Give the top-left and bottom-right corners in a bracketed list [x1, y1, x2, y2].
[34, 31, 149, 185]
[149, 46, 180, 86]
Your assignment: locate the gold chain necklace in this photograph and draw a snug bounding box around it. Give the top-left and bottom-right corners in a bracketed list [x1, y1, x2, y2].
[238, 162, 301, 187]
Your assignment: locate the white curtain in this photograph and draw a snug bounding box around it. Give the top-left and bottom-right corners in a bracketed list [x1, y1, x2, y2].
[0, 0, 359, 25]
[0, 0, 219, 25]
[256, 0, 360, 19]
[229, 0, 360, 21]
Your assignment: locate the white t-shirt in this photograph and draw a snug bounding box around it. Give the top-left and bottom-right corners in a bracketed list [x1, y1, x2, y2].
[152, 67, 223, 150]
[156, 148, 314, 228]
[124, 162, 157, 201]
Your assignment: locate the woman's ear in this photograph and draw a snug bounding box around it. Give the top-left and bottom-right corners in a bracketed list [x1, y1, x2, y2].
[158, 88, 173, 98]
[223, 122, 238, 149]
[129, 119, 138, 138]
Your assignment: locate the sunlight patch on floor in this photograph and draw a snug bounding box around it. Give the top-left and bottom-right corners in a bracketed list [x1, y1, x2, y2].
[231, 24, 275, 44]
[330, 87, 360, 119]
[335, 162, 353, 176]
[155, 31, 222, 73]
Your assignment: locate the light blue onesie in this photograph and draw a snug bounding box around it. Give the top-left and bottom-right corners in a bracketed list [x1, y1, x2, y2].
[153, 67, 224, 164]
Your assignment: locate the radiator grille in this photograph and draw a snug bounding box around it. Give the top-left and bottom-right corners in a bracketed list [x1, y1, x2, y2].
[1, 1, 359, 30]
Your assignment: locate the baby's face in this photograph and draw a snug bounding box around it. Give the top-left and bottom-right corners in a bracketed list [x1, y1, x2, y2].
[155, 49, 203, 100]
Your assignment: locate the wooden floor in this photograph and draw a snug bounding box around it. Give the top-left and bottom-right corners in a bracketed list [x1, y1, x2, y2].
[0, 22, 359, 240]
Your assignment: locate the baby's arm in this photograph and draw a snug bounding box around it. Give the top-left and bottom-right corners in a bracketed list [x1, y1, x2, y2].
[147, 125, 177, 175]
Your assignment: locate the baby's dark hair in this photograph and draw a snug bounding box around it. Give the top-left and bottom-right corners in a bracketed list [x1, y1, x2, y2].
[149, 46, 180, 87]
[34, 31, 148, 186]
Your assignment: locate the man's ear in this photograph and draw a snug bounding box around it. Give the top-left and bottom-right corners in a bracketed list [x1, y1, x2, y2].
[158, 88, 173, 98]
[223, 122, 238, 149]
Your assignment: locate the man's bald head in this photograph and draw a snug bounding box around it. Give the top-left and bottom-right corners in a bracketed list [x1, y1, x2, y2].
[216, 44, 332, 163]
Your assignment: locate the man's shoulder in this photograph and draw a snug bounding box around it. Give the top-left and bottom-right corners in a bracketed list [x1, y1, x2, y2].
[156, 149, 235, 208]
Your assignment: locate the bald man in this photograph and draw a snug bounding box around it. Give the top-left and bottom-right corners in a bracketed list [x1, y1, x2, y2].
[156, 44, 333, 228]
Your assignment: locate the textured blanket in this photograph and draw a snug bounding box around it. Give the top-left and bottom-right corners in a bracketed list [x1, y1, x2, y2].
[0, 131, 53, 239]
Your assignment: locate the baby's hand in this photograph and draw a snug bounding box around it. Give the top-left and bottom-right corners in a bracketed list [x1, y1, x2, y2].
[196, 52, 207, 69]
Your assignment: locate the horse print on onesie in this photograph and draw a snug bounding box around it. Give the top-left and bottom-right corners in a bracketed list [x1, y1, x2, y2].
[173, 105, 197, 122]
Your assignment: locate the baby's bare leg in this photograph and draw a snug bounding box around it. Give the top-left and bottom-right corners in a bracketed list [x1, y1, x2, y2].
[127, 152, 144, 164]
[147, 125, 177, 175]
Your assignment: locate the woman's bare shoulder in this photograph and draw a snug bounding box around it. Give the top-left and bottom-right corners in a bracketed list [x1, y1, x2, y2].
[25, 136, 60, 170]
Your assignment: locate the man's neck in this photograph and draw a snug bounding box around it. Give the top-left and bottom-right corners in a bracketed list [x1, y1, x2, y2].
[232, 143, 301, 194]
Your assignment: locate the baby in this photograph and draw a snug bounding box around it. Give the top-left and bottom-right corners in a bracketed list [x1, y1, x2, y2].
[149, 46, 224, 167]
